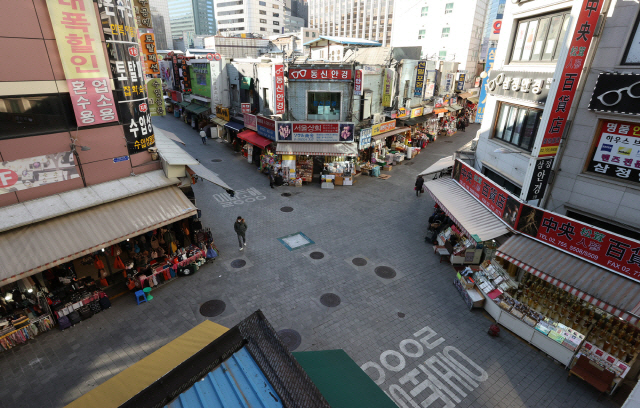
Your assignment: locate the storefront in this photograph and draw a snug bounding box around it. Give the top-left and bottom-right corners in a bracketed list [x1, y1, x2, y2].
[224, 120, 245, 151]
[209, 116, 228, 140]
[185, 102, 210, 129]
[237, 130, 273, 165]
[276, 142, 358, 187]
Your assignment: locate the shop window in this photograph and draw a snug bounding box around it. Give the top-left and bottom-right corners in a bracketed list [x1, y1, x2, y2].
[510, 10, 570, 63]
[438, 50, 447, 60]
[421, 6, 428, 17]
[418, 29, 426, 40]
[307, 91, 341, 121]
[482, 166, 522, 196]
[442, 27, 450, 38]
[493, 103, 541, 152]
[0, 93, 77, 139]
[445, 3, 454, 14]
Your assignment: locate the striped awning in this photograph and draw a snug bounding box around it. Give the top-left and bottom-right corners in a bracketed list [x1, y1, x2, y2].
[424, 177, 510, 242]
[276, 142, 357, 156]
[496, 235, 640, 324]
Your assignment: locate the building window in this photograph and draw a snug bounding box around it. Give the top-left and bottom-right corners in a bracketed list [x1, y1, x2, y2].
[274, 21, 280, 25]
[438, 50, 447, 60]
[260, 18, 267, 23]
[259, 10, 266, 15]
[218, 9, 243, 16]
[482, 166, 522, 196]
[306, 31, 309, 37]
[0, 94, 77, 138]
[622, 13, 640, 64]
[442, 27, 450, 38]
[421, 6, 428, 16]
[445, 3, 454, 14]
[218, 18, 244, 24]
[307, 92, 341, 121]
[273, 4, 279, 8]
[259, 1, 266, 5]
[273, 12, 279, 17]
[218, 0, 243, 6]
[312, 32, 316, 37]
[511, 10, 570, 63]
[260, 27, 266, 31]
[493, 103, 541, 151]
[273, 29, 280, 32]
[418, 29, 426, 40]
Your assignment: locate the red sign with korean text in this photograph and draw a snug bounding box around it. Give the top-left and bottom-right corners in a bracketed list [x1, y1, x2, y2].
[69, 78, 118, 125]
[538, 0, 604, 157]
[455, 160, 513, 220]
[274, 64, 285, 114]
[288, 68, 353, 81]
[241, 103, 251, 114]
[292, 123, 339, 133]
[586, 120, 640, 183]
[354, 70, 363, 95]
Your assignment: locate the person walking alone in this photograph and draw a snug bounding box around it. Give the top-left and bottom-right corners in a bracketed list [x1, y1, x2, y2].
[415, 174, 425, 197]
[268, 166, 275, 189]
[234, 216, 247, 250]
[460, 120, 466, 132]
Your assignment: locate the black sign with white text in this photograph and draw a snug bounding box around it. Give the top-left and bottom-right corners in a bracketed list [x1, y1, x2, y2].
[526, 157, 554, 201]
[588, 73, 640, 116]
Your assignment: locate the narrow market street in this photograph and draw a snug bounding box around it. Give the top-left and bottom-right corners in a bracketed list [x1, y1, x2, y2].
[0, 116, 618, 408]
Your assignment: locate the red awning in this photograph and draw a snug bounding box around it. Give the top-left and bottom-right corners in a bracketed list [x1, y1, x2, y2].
[237, 130, 272, 149]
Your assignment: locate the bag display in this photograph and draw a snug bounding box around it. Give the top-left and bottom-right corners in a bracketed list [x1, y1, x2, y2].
[114, 256, 126, 270]
[58, 316, 72, 330]
[68, 311, 81, 325]
[94, 257, 105, 270]
[171, 242, 177, 253]
[127, 279, 136, 290]
[99, 278, 108, 287]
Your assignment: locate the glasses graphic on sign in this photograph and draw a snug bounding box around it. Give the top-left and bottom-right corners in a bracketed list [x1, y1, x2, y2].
[596, 81, 640, 106]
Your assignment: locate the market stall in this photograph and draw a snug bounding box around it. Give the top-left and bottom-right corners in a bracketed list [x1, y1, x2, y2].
[276, 143, 357, 186]
[237, 130, 272, 165]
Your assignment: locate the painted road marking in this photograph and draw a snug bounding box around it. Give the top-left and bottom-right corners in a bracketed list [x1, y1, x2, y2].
[213, 187, 266, 207]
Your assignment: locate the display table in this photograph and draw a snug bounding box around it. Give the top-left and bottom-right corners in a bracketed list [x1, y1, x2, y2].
[499, 311, 535, 343]
[569, 355, 615, 394]
[531, 330, 575, 366]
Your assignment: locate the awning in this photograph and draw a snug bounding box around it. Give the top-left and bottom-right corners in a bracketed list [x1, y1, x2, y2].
[237, 130, 272, 149]
[496, 235, 640, 323]
[177, 101, 190, 108]
[225, 121, 245, 132]
[276, 143, 358, 156]
[424, 177, 510, 242]
[450, 104, 463, 111]
[419, 155, 454, 176]
[458, 92, 473, 98]
[371, 127, 410, 141]
[210, 117, 228, 127]
[399, 115, 434, 126]
[468, 97, 479, 103]
[0, 187, 197, 284]
[187, 164, 233, 191]
[185, 103, 209, 114]
[433, 108, 448, 114]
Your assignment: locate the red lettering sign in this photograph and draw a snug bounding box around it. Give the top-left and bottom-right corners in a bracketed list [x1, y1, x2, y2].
[274, 64, 285, 114]
[292, 123, 339, 133]
[0, 169, 18, 188]
[288, 68, 352, 80]
[354, 70, 363, 95]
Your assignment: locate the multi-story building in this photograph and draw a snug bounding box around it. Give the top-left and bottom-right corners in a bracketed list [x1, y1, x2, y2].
[308, 0, 395, 47]
[479, 0, 505, 59]
[215, 0, 285, 36]
[290, 0, 309, 26]
[168, 0, 216, 47]
[390, 0, 488, 75]
[149, 0, 174, 50]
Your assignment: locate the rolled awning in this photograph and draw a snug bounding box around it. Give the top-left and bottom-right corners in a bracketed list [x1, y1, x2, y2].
[177, 101, 190, 108]
[185, 103, 209, 114]
[237, 130, 272, 149]
[424, 177, 510, 242]
[276, 143, 357, 156]
[225, 121, 245, 132]
[419, 155, 454, 176]
[187, 164, 233, 191]
[371, 127, 410, 141]
[210, 117, 228, 127]
[0, 187, 197, 285]
[496, 235, 640, 323]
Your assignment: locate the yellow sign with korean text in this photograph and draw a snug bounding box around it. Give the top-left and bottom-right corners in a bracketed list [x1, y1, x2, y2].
[382, 68, 394, 107]
[411, 107, 423, 118]
[372, 120, 396, 136]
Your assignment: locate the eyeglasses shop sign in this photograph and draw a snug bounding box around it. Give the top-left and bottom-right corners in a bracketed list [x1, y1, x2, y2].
[486, 71, 553, 105]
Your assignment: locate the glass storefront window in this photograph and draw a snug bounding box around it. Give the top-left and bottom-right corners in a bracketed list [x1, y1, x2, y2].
[307, 92, 341, 121]
[0, 94, 76, 139]
[493, 103, 541, 152]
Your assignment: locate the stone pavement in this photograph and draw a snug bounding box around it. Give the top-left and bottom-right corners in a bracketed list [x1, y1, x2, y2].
[0, 116, 620, 408]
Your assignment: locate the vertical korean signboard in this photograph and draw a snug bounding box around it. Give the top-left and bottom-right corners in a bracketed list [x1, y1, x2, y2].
[475, 47, 496, 123]
[354, 69, 363, 96]
[46, 0, 117, 127]
[147, 78, 165, 116]
[414, 61, 426, 97]
[133, 0, 153, 28]
[274, 64, 285, 114]
[382, 69, 394, 107]
[140, 33, 159, 75]
[97, 0, 155, 154]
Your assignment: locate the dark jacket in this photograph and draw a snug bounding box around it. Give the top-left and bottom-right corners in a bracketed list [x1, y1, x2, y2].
[234, 220, 247, 235]
[415, 176, 425, 188]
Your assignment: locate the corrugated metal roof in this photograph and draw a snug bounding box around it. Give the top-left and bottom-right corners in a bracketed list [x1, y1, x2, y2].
[497, 235, 640, 316]
[276, 143, 357, 156]
[420, 156, 454, 176]
[424, 177, 510, 241]
[303, 36, 382, 47]
[0, 187, 197, 284]
[155, 128, 199, 166]
[343, 47, 392, 65]
[166, 346, 283, 408]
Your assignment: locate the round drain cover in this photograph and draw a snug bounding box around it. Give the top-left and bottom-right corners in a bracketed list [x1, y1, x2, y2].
[280, 206, 294, 212]
[200, 300, 226, 317]
[231, 259, 246, 268]
[375, 266, 397, 279]
[211, 159, 223, 162]
[352, 258, 367, 266]
[277, 329, 301, 351]
[320, 293, 341, 307]
[310, 252, 324, 260]
[281, 193, 292, 197]
[398, 312, 406, 318]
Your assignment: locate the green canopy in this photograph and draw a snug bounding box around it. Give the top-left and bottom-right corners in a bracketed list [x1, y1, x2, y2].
[240, 76, 253, 90]
[177, 101, 190, 108]
[186, 104, 210, 114]
[293, 350, 396, 408]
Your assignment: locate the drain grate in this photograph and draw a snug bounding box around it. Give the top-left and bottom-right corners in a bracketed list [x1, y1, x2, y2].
[310, 252, 324, 260]
[375, 266, 397, 279]
[200, 300, 226, 317]
[280, 206, 294, 212]
[211, 159, 223, 162]
[320, 293, 341, 307]
[231, 259, 246, 268]
[352, 258, 367, 266]
[277, 329, 302, 351]
[281, 193, 292, 197]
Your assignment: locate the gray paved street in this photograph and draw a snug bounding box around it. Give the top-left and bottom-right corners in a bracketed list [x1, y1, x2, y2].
[0, 116, 620, 408]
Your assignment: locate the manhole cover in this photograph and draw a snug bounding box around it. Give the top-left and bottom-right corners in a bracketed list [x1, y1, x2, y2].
[375, 266, 397, 279]
[320, 293, 341, 307]
[280, 206, 294, 212]
[200, 300, 226, 317]
[310, 252, 324, 260]
[231, 259, 246, 268]
[277, 329, 301, 351]
[352, 258, 367, 266]
[398, 312, 406, 318]
[281, 193, 292, 197]
[211, 159, 223, 162]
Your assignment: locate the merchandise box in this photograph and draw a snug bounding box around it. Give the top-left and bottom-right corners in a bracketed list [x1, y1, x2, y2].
[383, 165, 392, 171]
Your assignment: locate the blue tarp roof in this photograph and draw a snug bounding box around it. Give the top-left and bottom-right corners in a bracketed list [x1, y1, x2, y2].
[303, 35, 382, 47]
[165, 346, 283, 408]
[225, 121, 245, 131]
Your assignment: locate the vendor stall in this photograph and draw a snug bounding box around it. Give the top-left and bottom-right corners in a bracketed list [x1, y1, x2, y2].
[237, 130, 272, 165]
[276, 143, 357, 186]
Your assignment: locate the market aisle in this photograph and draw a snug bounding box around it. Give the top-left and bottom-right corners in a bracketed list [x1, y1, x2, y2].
[0, 116, 617, 408]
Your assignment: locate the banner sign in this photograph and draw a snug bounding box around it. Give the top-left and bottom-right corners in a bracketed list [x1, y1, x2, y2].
[0, 152, 79, 195]
[456, 73, 466, 91]
[133, 0, 153, 28]
[180, 58, 192, 92]
[411, 107, 424, 118]
[444, 73, 454, 94]
[274, 64, 285, 114]
[382, 69, 394, 107]
[414, 61, 426, 97]
[160, 60, 174, 90]
[46, 0, 116, 127]
[475, 47, 496, 123]
[587, 119, 640, 183]
[140, 33, 159, 75]
[288, 68, 352, 80]
[525, 157, 554, 201]
[588, 73, 640, 116]
[241, 103, 251, 114]
[243, 113, 257, 130]
[257, 115, 276, 140]
[275, 122, 355, 143]
[453, 159, 640, 283]
[354, 69, 363, 96]
[147, 78, 165, 116]
[172, 54, 181, 90]
[97, 0, 155, 155]
[487, 70, 552, 105]
[359, 128, 372, 150]
[372, 120, 396, 136]
[538, 0, 604, 157]
[216, 105, 230, 121]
